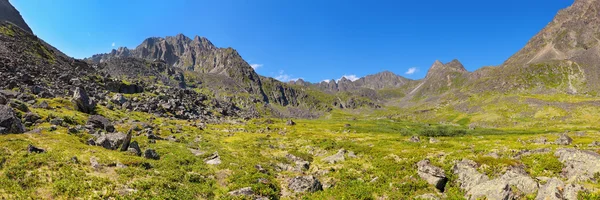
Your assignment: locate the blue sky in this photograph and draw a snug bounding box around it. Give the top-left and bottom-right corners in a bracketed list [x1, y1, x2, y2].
[12, 0, 573, 82]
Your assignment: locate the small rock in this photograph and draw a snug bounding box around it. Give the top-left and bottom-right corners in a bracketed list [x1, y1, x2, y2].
[255, 164, 268, 174]
[95, 132, 129, 150]
[555, 134, 573, 145]
[414, 193, 440, 200]
[416, 159, 448, 192]
[348, 151, 357, 158]
[204, 152, 221, 165]
[71, 156, 79, 164]
[72, 87, 96, 113]
[288, 176, 323, 193]
[286, 119, 296, 126]
[144, 149, 160, 160]
[322, 149, 346, 164]
[588, 141, 600, 147]
[27, 144, 45, 153]
[429, 137, 440, 143]
[111, 93, 127, 105]
[228, 187, 254, 196]
[189, 148, 205, 156]
[409, 136, 420, 143]
[90, 157, 101, 170]
[87, 115, 115, 132]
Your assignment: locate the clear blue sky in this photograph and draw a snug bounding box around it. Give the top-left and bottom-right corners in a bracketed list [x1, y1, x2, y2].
[12, 0, 574, 82]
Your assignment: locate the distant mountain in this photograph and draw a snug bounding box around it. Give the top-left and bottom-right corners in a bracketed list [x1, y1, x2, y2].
[293, 71, 413, 94]
[88, 34, 266, 101]
[0, 0, 33, 34]
[409, 59, 468, 97]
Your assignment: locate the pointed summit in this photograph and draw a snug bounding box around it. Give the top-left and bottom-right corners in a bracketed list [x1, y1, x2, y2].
[0, 0, 33, 34]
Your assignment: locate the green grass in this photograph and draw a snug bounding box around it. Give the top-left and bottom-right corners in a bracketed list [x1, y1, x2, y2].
[1, 98, 600, 199]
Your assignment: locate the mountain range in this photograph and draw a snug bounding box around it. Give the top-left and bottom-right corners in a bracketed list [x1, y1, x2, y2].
[2, 0, 600, 121]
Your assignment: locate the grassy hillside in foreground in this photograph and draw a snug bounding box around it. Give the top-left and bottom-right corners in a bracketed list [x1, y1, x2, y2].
[1, 97, 600, 199]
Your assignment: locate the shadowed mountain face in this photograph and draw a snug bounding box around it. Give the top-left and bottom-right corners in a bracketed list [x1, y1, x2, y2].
[0, 0, 32, 34]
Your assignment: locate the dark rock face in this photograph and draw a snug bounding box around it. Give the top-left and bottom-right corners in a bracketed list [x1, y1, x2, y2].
[86, 115, 115, 133]
[144, 149, 160, 160]
[72, 87, 95, 114]
[288, 176, 323, 193]
[127, 141, 141, 156]
[0, 0, 33, 34]
[27, 144, 44, 153]
[0, 105, 25, 134]
[94, 132, 129, 150]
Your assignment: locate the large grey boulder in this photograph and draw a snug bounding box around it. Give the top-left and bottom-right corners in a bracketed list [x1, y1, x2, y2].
[95, 132, 129, 150]
[453, 160, 538, 200]
[87, 115, 115, 132]
[288, 176, 323, 193]
[416, 159, 448, 192]
[555, 148, 600, 181]
[0, 105, 25, 134]
[322, 149, 346, 164]
[453, 159, 489, 192]
[498, 167, 538, 194]
[72, 87, 95, 113]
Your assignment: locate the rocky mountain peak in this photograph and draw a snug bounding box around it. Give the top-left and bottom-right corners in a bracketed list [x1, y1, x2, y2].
[0, 0, 33, 34]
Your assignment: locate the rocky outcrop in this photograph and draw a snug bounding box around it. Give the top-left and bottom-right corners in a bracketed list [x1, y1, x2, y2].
[0, 105, 24, 134]
[453, 159, 538, 200]
[555, 148, 600, 181]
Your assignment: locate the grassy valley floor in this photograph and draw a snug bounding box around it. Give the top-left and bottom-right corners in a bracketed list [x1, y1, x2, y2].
[1, 98, 600, 199]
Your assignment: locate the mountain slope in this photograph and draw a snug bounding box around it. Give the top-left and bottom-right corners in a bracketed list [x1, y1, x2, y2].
[466, 0, 600, 94]
[89, 34, 267, 101]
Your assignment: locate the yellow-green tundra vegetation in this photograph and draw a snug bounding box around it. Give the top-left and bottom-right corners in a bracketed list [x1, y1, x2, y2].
[1, 93, 600, 199]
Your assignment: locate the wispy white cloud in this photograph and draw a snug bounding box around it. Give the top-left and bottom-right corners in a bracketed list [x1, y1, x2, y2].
[250, 64, 263, 70]
[111, 42, 116, 47]
[337, 74, 360, 82]
[322, 79, 331, 83]
[275, 70, 301, 82]
[405, 67, 417, 75]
